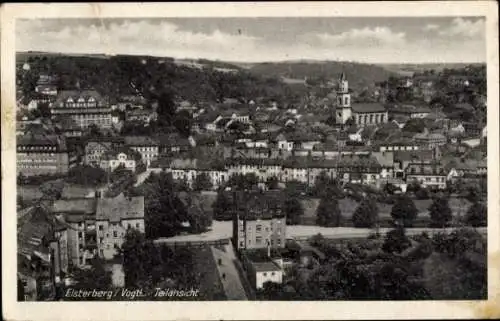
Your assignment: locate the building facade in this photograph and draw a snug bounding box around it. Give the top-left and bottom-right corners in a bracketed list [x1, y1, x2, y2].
[17, 134, 76, 177]
[50, 90, 112, 129]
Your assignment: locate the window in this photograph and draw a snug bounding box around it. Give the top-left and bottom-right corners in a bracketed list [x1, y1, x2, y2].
[113, 231, 118, 237]
[256, 225, 262, 232]
[78, 232, 83, 238]
[114, 243, 119, 249]
[256, 236, 262, 244]
[98, 225, 103, 231]
[263, 272, 267, 277]
[136, 223, 140, 228]
[271, 272, 275, 276]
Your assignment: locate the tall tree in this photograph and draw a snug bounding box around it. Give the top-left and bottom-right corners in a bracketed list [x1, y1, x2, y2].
[284, 197, 304, 225]
[390, 195, 418, 227]
[382, 227, 412, 254]
[429, 196, 453, 228]
[352, 197, 379, 228]
[212, 190, 233, 221]
[316, 197, 342, 227]
[465, 202, 487, 227]
[193, 173, 213, 191]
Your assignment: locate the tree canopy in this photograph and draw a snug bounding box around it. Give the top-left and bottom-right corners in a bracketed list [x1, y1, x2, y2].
[390, 195, 418, 227]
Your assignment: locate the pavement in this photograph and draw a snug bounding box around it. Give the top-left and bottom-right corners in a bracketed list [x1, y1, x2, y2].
[155, 220, 487, 243]
[210, 244, 247, 300]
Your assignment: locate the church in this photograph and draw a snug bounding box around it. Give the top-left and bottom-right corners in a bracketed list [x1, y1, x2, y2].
[334, 73, 388, 127]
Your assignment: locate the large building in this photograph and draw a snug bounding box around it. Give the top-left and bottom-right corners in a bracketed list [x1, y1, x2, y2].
[124, 136, 159, 167]
[334, 73, 388, 127]
[232, 191, 286, 251]
[50, 90, 112, 129]
[50, 193, 145, 267]
[17, 134, 77, 177]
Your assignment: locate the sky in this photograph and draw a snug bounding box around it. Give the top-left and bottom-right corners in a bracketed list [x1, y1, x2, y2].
[16, 17, 486, 64]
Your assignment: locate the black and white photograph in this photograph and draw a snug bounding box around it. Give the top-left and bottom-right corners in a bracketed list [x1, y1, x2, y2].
[2, 2, 499, 320]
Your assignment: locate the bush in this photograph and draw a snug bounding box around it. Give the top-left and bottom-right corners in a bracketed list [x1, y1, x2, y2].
[352, 197, 379, 228]
[66, 165, 108, 186]
[464, 202, 487, 227]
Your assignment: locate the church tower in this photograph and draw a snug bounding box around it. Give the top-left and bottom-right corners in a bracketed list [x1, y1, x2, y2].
[335, 72, 352, 125]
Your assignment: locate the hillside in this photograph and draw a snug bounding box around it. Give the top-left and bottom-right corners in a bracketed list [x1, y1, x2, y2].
[247, 61, 397, 90]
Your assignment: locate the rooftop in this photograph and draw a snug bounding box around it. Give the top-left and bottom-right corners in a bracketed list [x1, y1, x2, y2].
[96, 193, 145, 223]
[351, 103, 387, 114]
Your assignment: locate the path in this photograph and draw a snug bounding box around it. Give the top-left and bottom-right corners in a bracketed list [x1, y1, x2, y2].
[211, 244, 247, 300]
[154, 221, 487, 244]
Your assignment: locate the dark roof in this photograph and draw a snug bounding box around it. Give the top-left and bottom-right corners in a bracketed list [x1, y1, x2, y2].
[352, 103, 387, 113]
[96, 193, 145, 223]
[394, 150, 434, 162]
[17, 133, 67, 150]
[406, 162, 446, 175]
[52, 198, 97, 214]
[54, 90, 107, 105]
[124, 135, 159, 146]
[102, 146, 143, 162]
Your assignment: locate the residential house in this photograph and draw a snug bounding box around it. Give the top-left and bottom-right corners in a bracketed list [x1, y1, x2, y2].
[232, 191, 286, 251]
[414, 129, 447, 149]
[405, 162, 447, 189]
[167, 158, 228, 189]
[50, 90, 112, 129]
[241, 251, 284, 290]
[84, 138, 124, 166]
[157, 133, 193, 155]
[124, 136, 159, 167]
[388, 104, 432, 120]
[126, 109, 158, 123]
[35, 84, 58, 96]
[17, 134, 77, 177]
[393, 150, 435, 178]
[226, 158, 282, 183]
[96, 193, 145, 260]
[336, 154, 382, 186]
[99, 147, 143, 173]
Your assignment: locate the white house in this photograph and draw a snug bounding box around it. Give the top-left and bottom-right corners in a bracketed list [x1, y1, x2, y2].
[100, 148, 141, 172]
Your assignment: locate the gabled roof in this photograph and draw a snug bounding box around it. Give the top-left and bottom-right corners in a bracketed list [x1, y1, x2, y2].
[96, 193, 144, 222]
[52, 198, 97, 214]
[352, 103, 387, 113]
[124, 135, 159, 146]
[54, 90, 106, 105]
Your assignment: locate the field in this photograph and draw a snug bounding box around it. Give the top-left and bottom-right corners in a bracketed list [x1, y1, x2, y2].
[18, 182, 96, 202]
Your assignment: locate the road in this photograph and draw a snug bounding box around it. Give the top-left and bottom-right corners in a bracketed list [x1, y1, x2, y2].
[211, 244, 248, 300]
[154, 221, 487, 244]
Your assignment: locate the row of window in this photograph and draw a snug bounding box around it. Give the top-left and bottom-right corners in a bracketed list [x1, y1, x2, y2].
[18, 146, 58, 151]
[18, 165, 58, 169]
[18, 158, 58, 163]
[355, 114, 386, 124]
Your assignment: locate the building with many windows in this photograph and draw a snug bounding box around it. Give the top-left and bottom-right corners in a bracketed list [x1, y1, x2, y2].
[232, 191, 286, 251]
[50, 90, 112, 129]
[17, 134, 76, 177]
[405, 162, 447, 189]
[124, 136, 159, 167]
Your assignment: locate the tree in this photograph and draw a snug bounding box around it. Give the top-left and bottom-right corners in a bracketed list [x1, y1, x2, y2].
[402, 118, 426, 133]
[70, 258, 113, 295]
[352, 197, 379, 228]
[155, 90, 177, 126]
[186, 199, 212, 233]
[193, 173, 213, 191]
[173, 110, 192, 138]
[120, 229, 158, 288]
[284, 197, 304, 225]
[212, 190, 233, 221]
[465, 202, 487, 227]
[415, 187, 430, 200]
[141, 172, 189, 238]
[382, 227, 412, 254]
[390, 195, 418, 227]
[66, 165, 107, 186]
[429, 196, 453, 228]
[227, 173, 259, 190]
[266, 176, 279, 190]
[316, 196, 342, 227]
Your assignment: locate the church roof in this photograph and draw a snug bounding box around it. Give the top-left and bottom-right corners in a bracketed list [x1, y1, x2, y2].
[352, 103, 387, 114]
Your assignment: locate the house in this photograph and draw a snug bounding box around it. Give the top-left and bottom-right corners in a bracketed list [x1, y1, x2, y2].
[347, 127, 363, 142]
[126, 109, 158, 123]
[336, 154, 382, 186]
[22, 93, 54, 111]
[95, 193, 145, 260]
[167, 158, 228, 189]
[462, 122, 483, 137]
[226, 158, 282, 183]
[405, 162, 447, 189]
[232, 191, 286, 251]
[414, 129, 447, 149]
[388, 104, 431, 119]
[84, 138, 124, 166]
[393, 150, 435, 178]
[157, 133, 194, 155]
[50, 90, 112, 129]
[99, 147, 142, 173]
[18, 206, 66, 300]
[35, 84, 58, 96]
[281, 157, 338, 186]
[124, 136, 159, 167]
[51, 198, 98, 267]
[17, 134, 77, 177]
[242, 252, 284, 290]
